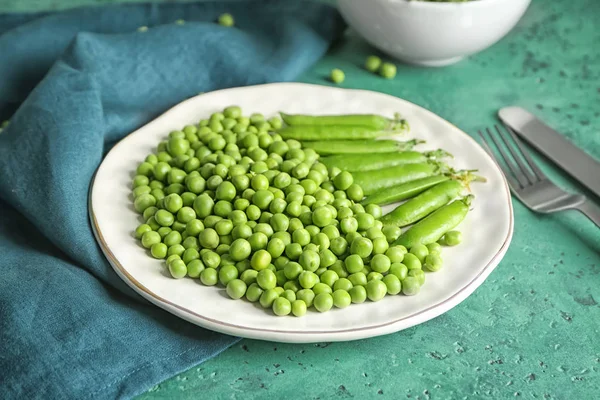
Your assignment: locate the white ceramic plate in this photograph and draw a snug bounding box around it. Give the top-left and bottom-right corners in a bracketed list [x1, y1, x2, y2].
[90, 83, 513, 343]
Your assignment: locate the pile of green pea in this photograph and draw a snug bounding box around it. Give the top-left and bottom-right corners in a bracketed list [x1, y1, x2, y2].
[132, 107, 447, 317]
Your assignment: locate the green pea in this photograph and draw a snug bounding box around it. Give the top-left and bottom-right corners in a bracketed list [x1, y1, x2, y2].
[298, 250, 320, 272]
[386, 246, 406, 263]
[270, 297, 290, 316]
[283, 280, 300, 292]
[246, 283, 264, 302]
[251, 249, 272, 271]
[214, 219, 233, 236]
[134, 193, 157, 213]
[402, 276, 421, 295]
[410, 244, 429, 264]
[248, 232, 268, 251]
[133, 185, 151, 198]
[136, 162, 154, 177]
[314, 293, 334, 312]
[348, 272, 367, 287]
[340, 217, 358, 234]
[298, 271, 318, 289]
[382, 225, 402, 243]
[426, 242, 442, 255]
[267, 238, 286, 258]
[366, 279, 387, 302]
[333, 171, 353, 191]
[346, 184, 364, 202]
[295, 289, 314, 307]
[313, 282, 332, 295]
[409, 269, 426, 286]
[322, 225, 340, 240]
[229, 238, 252, 261]
[225, 279, 247, 300]
[319, 270, 338, 288]
[424, 254, 443, 272]
[240, 269, 259, 286]
[218, 265, 238, 286]
[291, 300, 307, 317]
[135, 224, 152, 239]
[176, 207, 196, 224]
[256, 269, 277, 290]
[145, 216, 160, 231]
[330, 68, 345, 84]
[171, 220, 186, 233]
[259, 288, 279, 309]
[186, 259, 204, 278]
[163, 230, 182, 246]
[192, 194, 213, 218]
[199, 251, 218, 269]
[140, 231, 160, 248]
[403, 253, 422, 271]
[442, 230, 462, 246]
[168, 259, 187, 279]
[199, 228, 219, 249]
[330, 237, 348, 257]
[182, 248, 200, 264]
[349, 285, 367, 304]
[343, 254, 363, 274]
[150, 242, 167, 259]
[332, 289, 351, 308]
[180, 192, 197, 208]
[312, 206, 333, 227]
[200, 268, 218, 286]
[370, 254, 391, 273]
[350, 237, 373, 258]
[372, 237, 389, 255]
[203, 215, 222, 229]
[389, 263, 408, 280]
[379, 62, 397, 79]
[232, 224, 253, 240]
[292, 229, 311, 246]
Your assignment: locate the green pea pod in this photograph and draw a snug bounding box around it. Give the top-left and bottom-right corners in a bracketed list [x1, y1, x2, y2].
[280, 112, 408, 131]
[278, 125, 389, 141]
[380, 180, 464, 227]
[321, 149, 451, 172]
[353, 163, 439, 195]
[393, 196, 473, 248]
[362, 175, 450, 206]
[302, 139, 423, 155]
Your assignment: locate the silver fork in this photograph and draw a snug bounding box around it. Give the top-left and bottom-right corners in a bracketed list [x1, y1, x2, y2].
[479, 124, 600, 227]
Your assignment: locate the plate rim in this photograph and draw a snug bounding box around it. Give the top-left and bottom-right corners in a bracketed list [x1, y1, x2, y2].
[89, 82, 514, 342]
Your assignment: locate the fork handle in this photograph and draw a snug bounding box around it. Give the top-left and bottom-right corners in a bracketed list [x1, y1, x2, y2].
[577, 200, 600, 228]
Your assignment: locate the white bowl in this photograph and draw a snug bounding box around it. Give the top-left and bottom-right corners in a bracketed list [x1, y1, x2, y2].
[337, 0, 531, 67]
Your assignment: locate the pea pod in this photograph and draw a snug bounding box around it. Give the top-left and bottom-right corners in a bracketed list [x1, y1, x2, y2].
[280, 112, 408, 131]
[393, 196, 473, 248]
[278, 125, 389, 141]
[362, 175, 450, 206]
[321, 149, 451, 172]
[353, 163, 440, 195]
[381, 180, 465, 227]
[302, 139, 423, 155]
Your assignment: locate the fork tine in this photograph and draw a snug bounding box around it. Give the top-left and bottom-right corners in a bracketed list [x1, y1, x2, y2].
[478, 130, 521, 190]
[494, 125, 538, 185]
[502, 123, 547, 181]
[484, 127, 529, 188]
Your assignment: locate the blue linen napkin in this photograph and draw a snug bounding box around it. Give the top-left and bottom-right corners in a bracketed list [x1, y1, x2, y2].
[0, 2, 345, 398]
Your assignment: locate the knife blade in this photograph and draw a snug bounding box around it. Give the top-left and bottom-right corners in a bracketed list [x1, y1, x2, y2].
[498, 106, 600, 199]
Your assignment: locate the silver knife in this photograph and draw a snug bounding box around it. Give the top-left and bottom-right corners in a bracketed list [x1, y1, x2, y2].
[498, 106, 600, 199]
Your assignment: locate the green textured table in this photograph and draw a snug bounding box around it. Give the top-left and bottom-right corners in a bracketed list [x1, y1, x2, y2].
[5, 1, 599, 399]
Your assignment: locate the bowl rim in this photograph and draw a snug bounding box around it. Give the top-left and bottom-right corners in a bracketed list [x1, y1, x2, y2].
[371, 0, 509, 8]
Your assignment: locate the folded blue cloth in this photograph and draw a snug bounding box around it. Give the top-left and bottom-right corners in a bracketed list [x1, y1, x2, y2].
[0, 2, 344, 398]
